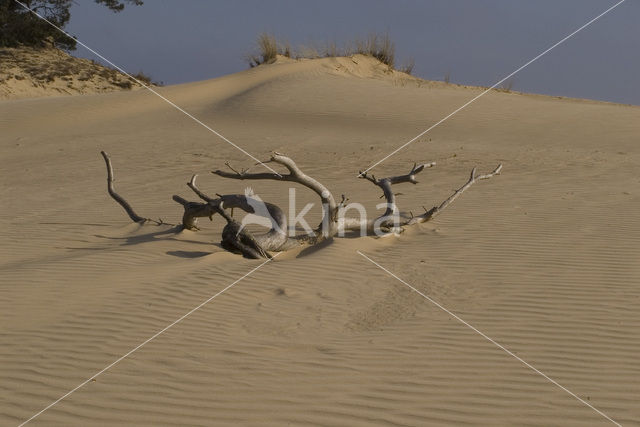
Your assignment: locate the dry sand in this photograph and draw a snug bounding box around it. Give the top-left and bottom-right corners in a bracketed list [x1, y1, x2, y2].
[1, 55, 639, 426]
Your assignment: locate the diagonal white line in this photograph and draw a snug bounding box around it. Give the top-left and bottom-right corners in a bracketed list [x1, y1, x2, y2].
[18, 253, 280, 426]
[359, 0, 626, 176]
[13, 0, 282, 177]
[357, 251, 621, 426]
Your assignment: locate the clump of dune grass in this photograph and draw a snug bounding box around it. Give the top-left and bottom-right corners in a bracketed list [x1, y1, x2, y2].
[354, 32, 395, 68]
[131, 70, 163, 86]
[398, 58, 415, 75]
[323, 41, 340, 58]
[247, 33, 293, 67]
[247, 32, 411, 74]
[496, 78, 514, 92]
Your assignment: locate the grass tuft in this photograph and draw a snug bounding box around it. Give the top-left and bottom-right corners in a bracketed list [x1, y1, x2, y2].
[247, 33, 279, 67]
[398, 58, 415, 75]
[496, 79, 514, 93]
[247, 32, 406, 72]
[355, 33, 395, 68]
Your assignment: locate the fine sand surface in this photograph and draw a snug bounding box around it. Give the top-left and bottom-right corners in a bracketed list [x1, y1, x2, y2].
[1, 55, 639, 426]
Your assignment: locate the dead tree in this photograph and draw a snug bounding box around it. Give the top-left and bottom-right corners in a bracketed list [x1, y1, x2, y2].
[101, 151, 502, 259]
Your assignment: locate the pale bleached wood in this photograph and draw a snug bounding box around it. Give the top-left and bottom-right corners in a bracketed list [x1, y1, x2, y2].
[342, 162, 501, 233]
[408, 164, 502, 224]
[102, 150, 501, 258]
[359, 162, 436, 219]
[187, 175, 288, 250]
[213, 153, 338, 240]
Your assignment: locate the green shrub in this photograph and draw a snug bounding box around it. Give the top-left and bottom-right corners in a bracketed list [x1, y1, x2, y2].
[0, 1, 142, 51]
[131, 71, 152, 85]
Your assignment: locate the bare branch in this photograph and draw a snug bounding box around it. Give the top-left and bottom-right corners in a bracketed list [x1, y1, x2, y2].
[171, 195, 216, 230]
[224, 161, 245, 176]
[169, 175, 224, 230]
[387, 161, 436, 184]
[100, 151, 147, 224]
[358, 161, 435, 186]
[342, 161, 501, 234]
[187, 175, 216, 203]
[359, 161, 436, 220]
[214, 160, 279, 180]
[409, 164, 502, 224]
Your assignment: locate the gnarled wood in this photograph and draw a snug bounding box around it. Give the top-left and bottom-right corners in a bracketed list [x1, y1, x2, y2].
[359, 162, 436, 225]
[213, 152, 338, 240]
[185, 175, 289, 251]
[171, 195, 215, 230]
[341, 162, 501, 233]
[102, 150, 502, 258]
[215, 201, 272, 259]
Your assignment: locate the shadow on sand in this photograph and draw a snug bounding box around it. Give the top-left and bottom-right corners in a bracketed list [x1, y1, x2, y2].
[166, 250, 212, 258]
[95, 226, 213, 247]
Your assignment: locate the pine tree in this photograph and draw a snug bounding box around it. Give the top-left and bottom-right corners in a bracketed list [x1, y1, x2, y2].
[0, 0, 142, 50]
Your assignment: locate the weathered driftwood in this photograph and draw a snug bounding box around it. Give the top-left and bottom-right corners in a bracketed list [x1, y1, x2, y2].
[101, 151, 273, 258]
[171, 194, 215, 231]
[216, 201, 272, 259]
[213, 153, 338, 240]
[184, 175, 289, 252]
[352, 162, 437, 233]
[407, 164, 503, 224]
[354, 162, 503, 230]
[102, 151, 502, 259]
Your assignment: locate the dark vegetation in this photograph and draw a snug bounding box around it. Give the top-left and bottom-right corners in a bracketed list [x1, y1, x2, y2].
[0, 0, 142, 50]
[0, 1, 162, 90]
[0, 46, 118, 85]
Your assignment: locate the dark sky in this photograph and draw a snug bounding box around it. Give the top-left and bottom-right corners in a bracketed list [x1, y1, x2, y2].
[67, 0, 639, 105]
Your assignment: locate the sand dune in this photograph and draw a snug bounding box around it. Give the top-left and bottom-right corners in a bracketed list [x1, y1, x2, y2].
[0, 47, 151, 101]
[1, 55, 639, 426]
